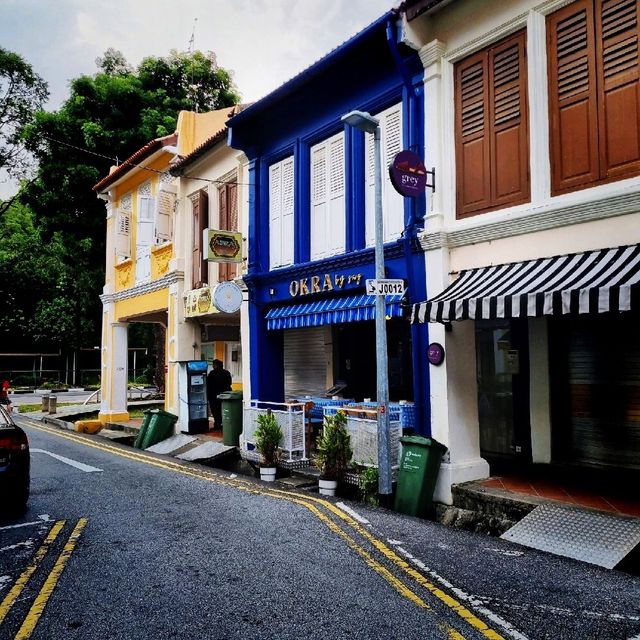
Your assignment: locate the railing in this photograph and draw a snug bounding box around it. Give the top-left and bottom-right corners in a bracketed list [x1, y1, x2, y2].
[242, 400, 308, 462]
[82, 386, 158, 405]
[323, 404, 404, 468]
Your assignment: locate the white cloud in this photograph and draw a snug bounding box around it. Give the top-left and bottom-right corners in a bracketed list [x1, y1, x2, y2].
[0, 0, 395, 198]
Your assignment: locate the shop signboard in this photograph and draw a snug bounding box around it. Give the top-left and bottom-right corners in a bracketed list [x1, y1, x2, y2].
[206, 229, 242, 263]
[184, 287, 219, 318]
[388, 150, 428, 198]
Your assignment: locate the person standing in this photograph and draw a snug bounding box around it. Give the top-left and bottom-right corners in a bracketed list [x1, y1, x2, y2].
[0, 380, 13, 413]
[206, 359, 232, 431]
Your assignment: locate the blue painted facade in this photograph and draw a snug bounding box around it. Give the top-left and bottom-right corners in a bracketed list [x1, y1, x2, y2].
[228, 12, 431, 434]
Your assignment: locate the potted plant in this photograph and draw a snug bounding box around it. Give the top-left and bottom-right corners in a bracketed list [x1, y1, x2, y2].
[254, 411, 283, 482]
[315, 410, 353, 496]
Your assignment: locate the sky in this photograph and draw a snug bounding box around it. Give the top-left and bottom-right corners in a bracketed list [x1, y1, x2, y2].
[0, 0, 397, 198]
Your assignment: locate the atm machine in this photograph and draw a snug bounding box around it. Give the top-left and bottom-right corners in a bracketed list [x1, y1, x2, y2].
[177, 360, 209, 434]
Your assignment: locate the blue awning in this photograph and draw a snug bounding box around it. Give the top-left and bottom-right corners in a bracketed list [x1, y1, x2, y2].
[265, 294, 404, 330]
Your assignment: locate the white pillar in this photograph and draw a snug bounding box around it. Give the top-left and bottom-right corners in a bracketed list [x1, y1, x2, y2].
[424, 248, 489, 505]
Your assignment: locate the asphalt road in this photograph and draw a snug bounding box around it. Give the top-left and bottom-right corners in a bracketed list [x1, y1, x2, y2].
[1, 417, 639, 640]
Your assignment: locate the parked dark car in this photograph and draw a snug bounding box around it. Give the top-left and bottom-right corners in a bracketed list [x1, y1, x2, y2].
[0, 406, 30, 515]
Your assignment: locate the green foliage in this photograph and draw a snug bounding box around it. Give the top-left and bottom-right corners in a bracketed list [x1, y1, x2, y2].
[0, 47, 48, 179]
[10, 46, 240, 354]
[254, 412, 283, 467]
[0, 201, 69, 348]
[356, 464, 380, 507]
[315, 411, 353, 481]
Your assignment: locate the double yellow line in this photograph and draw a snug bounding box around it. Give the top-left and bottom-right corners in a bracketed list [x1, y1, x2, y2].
[23, 421, 509, 640]
[0, 517, 87, 639]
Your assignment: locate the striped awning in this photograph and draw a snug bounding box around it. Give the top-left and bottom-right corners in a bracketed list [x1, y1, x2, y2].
[412, 245, 640, 324]
[266, 294, 404, 330]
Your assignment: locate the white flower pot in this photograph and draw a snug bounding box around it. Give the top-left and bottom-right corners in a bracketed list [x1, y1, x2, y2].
[260, 467, 276, 482]
[319, 478, 338, 496]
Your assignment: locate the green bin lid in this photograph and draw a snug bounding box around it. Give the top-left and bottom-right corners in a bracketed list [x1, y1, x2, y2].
[217, 391, 243, 400]
[148, 409, 178, 419]
[400, 435, 447, 452]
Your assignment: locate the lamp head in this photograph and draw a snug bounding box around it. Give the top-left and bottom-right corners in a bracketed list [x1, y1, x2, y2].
[341, 110, 379, 134]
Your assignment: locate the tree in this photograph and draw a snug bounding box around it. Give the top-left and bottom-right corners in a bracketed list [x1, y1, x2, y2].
[0, 48, 48, 180]
[13, 48, 240, 381]
[0, 200, 67, 350]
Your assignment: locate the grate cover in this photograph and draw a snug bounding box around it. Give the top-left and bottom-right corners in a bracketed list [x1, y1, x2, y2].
[501, 504, 640, 569]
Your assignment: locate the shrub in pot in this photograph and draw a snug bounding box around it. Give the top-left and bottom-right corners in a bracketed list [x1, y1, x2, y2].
[315, 410, 352, 496]
[254, 412, 283, 482]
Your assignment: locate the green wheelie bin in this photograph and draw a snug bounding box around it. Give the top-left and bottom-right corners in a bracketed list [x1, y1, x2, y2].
[394, 436, 447, 518]
[140, 409, 178, 449]
[217, 391, 243, 446]
[133, 409, 154, 449]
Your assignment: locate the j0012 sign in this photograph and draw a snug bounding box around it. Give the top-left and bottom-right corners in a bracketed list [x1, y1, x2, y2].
[366, 279, 405, 296]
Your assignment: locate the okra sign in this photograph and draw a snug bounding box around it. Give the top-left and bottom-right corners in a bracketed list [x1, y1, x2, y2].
[389, 150, 427, 198]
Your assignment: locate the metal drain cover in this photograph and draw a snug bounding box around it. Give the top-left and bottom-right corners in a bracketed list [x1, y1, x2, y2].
[501, 504, 640, 569]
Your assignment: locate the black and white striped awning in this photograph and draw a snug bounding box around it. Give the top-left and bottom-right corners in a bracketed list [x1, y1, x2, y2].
[412, 245, 640, 323]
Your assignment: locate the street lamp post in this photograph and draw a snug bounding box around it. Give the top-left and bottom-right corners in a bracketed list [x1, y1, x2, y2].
[341, 110, 392, 502]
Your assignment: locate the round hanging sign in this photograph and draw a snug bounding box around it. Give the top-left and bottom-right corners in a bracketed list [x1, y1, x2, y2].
[389, 150, 428, 198]
[427, 342, 445, 366]
[213, 281, 243, 314]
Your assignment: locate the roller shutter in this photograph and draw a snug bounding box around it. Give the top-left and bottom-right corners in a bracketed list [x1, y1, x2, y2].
[283, 327, 327, 399]
[560, 313, 640, 469]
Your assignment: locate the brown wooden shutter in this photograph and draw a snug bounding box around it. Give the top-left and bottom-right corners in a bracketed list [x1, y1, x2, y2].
[217, 182, 238, 281]
[192, 190, 208, 288]
[596, 0, 640, 180]
[456, 30, 529, 218]
[548, 1, 600, 194]
[218, 185, 228, 282]
[490, 32, 530, 208]
[456, 50, 491, 217]
[227, 183, 238, 280]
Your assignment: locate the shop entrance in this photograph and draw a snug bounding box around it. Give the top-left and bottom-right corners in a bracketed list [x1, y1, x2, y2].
[334, 318, 413, 402]
[550, 312, 640, 471]
[476, 319, 530, 465]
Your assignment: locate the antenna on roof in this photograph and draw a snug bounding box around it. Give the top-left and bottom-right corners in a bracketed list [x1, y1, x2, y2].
[188, 18, 199, 112]
[188, 17, 197, 53]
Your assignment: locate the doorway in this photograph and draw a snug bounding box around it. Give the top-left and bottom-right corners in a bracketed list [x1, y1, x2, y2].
[476, 319, 530, 466]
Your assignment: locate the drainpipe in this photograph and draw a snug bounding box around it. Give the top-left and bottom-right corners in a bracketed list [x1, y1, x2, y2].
[386, 16, 430, 435]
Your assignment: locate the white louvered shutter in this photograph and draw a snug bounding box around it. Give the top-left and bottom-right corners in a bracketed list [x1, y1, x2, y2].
[382, 104, 404, 242]
[364, 102, 404, 245]
[364, 131, 376, 247]
[281, 157, 295, 267]
[269, 162, 282, 269]
[115, 207, 131, 259]
[328, 134, 345, 255]
[136, 196, 154, 281]
[310, 142, 328, 260]
[155, 183, 176, 242]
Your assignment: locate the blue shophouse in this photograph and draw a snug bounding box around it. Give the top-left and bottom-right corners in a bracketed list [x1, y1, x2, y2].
[228, 11, 430, 435]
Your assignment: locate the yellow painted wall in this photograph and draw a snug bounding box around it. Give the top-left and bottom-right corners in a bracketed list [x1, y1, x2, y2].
[114, 288, 168, 322]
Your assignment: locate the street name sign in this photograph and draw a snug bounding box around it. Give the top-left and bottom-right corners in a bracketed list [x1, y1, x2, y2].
[366, 279, 405, 296]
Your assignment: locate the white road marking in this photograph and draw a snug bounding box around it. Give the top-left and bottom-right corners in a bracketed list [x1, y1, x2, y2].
[31, 448, 102, 473]
[0, 521, 52, 531]
[474, 594, 640, 623]
[485, 547, 525, 557]
[335, 502, 370, 524]
[390, 542, 530, 640]
[0, 540, 34, 553]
